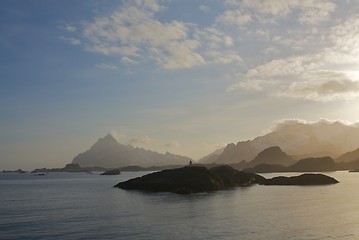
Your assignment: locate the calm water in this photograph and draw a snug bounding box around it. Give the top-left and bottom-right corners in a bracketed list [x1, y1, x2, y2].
[1, 171, 359, 240]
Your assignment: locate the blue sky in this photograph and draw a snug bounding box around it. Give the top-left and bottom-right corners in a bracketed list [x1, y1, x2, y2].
[1, 0, 359, 169]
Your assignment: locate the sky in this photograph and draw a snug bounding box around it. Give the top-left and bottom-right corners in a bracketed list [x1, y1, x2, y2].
[1, 0, 359, 170]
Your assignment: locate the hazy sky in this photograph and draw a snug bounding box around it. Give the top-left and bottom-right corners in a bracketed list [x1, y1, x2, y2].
[1, 0, 359, 170]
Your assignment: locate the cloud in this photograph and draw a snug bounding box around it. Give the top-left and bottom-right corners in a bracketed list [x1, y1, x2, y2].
[64, 24, 77, 32]
[269, 118, 309, 132]
[326, 15, 359, 61]
[199, 5, 210, 12]
[60, 36, 81, 45]
[225, 0, 336, 24]
[128, 136, 154, 146]
[228, 55, 319, 91]
[229, 79, 275, 92]
[216, 10, 252, 26]
[271, 118, 359, 132]
[280, 71, 359, 101]
[80, 1, 206, 70]
[207, 51, 242, 65]
[165, 140, 180, 148]
[121, 56, 138, 65]
[298, 7, 333, 24]
[132, 0, 162, 12]
[64, 0, 245, 70]
[95, 63, 118, 70]
[228, 11, 359, 102]
[110, 130, 126, 142]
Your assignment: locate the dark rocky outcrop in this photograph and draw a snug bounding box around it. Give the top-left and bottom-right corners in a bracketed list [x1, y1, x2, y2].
[261, 173, 339, 185]
[115, 165, 337, 194]
[115, 165, 264, 194]
[209, 165, 265, 187]
[100, 169, 121, 175]
[118, 165, 184, 172]
[115, 166, 223, 194]
[2, 169, 27, 173]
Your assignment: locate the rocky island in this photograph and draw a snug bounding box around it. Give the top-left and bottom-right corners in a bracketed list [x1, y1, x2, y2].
[261, 173, 339, 185]
[2, 169, 27, 173]
[115, 165, 264, 194]
[101, 169, 121, 175]
[31, 164, 105, 173]
[115, 165, 338, 194]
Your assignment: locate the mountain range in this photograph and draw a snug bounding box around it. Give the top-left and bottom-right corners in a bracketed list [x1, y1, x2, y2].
[236, 147, 359, 173]
[200, 120, 359, 164]
[72, 134, 192, 168]
[70, 120, 359, 170]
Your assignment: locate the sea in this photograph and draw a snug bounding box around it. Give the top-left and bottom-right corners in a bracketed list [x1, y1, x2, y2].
[1, 170, 359, 240]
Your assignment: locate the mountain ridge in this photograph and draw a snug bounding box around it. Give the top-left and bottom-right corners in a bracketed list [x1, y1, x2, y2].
[200, 120, 359, 164]
[72, 133, 192, 168]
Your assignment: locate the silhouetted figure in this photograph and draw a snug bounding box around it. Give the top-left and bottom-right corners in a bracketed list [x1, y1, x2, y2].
[189, 160, 192, 167]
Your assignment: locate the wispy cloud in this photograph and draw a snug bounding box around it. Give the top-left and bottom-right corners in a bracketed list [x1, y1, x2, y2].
[128, 136, 154, 146]
[95, 63, 118, 70]
[110, 130, 126, 142]
[228, 11, 359, 102]
[216, 10, 252, 26]
[80, 1, 204, 70]
[64, 0, 242, 70]
[165, 140, 180, 148]
[225, 0, 336, 24]
[271, 118, 359, 132]
[59, 36, 81, 45]
[199, 5, 210, 13]
[64, 24, 77, 32]
[280, 71, 359, 101]
[63, 1, 359, 103]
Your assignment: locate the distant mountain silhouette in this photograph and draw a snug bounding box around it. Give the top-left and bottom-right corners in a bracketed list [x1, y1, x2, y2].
[198, 147, 224, 163]
[216, 141, 258, 164]
[201, 120, 359, 164]
[335, 147, 359, 163]
[244, 156, 337, 173]
[248, 146, 294, 167]
[242, 163, 287, 173]
[287, 156, 337, 172]
[72, 134, 192, 168]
